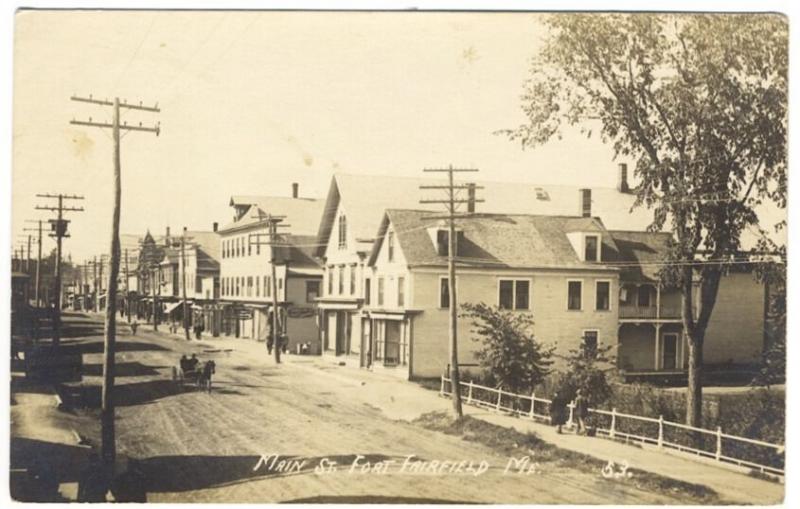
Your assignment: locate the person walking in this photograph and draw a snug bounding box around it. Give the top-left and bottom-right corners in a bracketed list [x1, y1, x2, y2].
[574, 388, 589, 435]
[549, 389, 568, 434]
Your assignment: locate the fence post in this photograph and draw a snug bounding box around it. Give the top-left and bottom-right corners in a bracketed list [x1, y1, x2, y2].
[657, 415, 664, 449]
[610, 408, 617, 439]
[439, 374, 445, 396]
[715, 426, 722, 461]
[496, 388, 502, 411]
[567, 401, 574, 428]
[467, 380, 474, 404]
[529, 391, 536, 419]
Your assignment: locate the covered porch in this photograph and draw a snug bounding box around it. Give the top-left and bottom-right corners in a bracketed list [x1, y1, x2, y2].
[618, 322, 687, 374]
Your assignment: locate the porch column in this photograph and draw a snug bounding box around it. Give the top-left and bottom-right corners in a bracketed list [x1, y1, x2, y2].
[656, 283, 661, 320]
[654, 323, 662, 370]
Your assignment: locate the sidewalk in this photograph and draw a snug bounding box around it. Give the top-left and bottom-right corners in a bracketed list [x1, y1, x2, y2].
[125, 326, 784, 505]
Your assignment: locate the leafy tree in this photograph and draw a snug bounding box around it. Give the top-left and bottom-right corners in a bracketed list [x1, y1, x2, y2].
[555, 334, 615, 408]
[460, 302, 554, 395]
[752, 242, 786, 388]
[504, 14, 787, 427]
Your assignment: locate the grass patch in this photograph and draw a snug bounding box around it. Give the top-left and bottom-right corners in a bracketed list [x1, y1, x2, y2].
[414, 411, 720, 504]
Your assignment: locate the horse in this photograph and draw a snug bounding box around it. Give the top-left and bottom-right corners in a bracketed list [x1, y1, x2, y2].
[196, 360, 216, 393]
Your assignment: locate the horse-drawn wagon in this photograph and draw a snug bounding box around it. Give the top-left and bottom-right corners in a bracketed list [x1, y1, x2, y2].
[171, 358, 215, 392]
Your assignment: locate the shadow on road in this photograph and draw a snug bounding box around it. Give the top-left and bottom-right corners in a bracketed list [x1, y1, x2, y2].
[82, 362, 165, 378]
[57, 379, 246, 408]
[137, 453, 406, 494]
[58, 340, 170, 356]
[283, 495, 477, 504]
[10, 436, 91, 502]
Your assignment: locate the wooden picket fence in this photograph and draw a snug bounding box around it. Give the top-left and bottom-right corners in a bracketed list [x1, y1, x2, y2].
[440, 375, 784, 477]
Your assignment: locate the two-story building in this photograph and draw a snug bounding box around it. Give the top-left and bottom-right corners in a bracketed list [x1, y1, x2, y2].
[364, 210, 622, 379]
[313, 170, 648, 366]
[218, 186, 325, 353]
[174, 228, 222, 335]
[361, 210, 771, 381]
[611, 230, 768, 379]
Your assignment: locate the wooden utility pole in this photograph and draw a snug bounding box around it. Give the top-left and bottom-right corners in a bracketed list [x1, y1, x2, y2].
[98, 256, 105, 311]
[180, 227, 194, 340]
[70, 94, 160, 468]
[93, 257, 99, 313]
[249, 213, 290, 364]
[24, 220, 43, 306]
[420, 166, 483, 419]
[35, 193, 84, 345]
[124, 248, 131, 323]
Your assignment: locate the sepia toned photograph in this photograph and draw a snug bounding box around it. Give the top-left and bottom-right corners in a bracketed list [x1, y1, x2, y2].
[7, 6, 789, 505]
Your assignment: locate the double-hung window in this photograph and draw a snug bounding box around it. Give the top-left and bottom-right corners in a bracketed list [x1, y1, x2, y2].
[439, 277, 450, 308]
[397, 277, 405, 307]
[584, 235, 599, 262]
[498, 279, 530, 310]
[596, 281, 610, 311]
[568, 280, 582, 310]
[583, 330, 599, 359]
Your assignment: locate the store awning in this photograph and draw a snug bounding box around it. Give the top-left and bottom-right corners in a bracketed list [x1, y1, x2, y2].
[164, 301, 183, 314]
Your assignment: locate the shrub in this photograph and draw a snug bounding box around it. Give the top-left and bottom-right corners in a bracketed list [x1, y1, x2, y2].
[460, 302, 555, 395]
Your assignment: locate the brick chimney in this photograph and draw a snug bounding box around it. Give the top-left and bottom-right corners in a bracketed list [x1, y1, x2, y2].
[579, 189, 592, 217]
[165, 226, 171, 245]
[212, 222, 218, 232]
[292, 182, 299, 198]
[467, 183, 476, 213]
[617, 163, 630, 193]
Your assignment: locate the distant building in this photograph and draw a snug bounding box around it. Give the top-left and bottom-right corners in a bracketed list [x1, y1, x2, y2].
[218, 185, 325, 353]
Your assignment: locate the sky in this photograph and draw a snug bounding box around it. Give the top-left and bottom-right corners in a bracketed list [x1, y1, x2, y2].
[13, 10, 626, 263]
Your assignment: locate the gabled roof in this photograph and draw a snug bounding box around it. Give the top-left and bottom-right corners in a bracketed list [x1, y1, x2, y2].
[368, 209, 620, 271]
[315, 173, 647, 258]
[607, 230, 672, 283]
[219, 196, 324, 236]
[315, 173, 784, 259]
[185, 231, 220, 262]
[275, 235, 322, 270]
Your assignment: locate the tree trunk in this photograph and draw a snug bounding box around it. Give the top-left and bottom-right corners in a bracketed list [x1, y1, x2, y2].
[681, 265, 722, 429]
[685, 333, 704, 428]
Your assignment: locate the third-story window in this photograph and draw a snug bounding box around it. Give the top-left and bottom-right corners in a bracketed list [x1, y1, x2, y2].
[499, 280, 530, 310]
[350, 266, 356, 295]
[265, 275, 271, 297]
[596, 281, 610, 310]
[364, 278, 371, 305]
[387, 231, 395, 262]
[338, 266, 344, 294]
[338, 214, 347, 249]
[377, 277, 384, 306]
[440, 277, 450, 308]
[256, 276, 260, 297]
[397, 276, 405, 307]
[568, 281, 582, 310]
[585, 235, 599, 262]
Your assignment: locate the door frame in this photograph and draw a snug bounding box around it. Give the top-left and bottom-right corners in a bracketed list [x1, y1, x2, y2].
[661, 332, 679, 370]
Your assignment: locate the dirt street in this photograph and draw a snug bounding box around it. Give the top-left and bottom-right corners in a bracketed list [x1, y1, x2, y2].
[38, 314, 704, 503]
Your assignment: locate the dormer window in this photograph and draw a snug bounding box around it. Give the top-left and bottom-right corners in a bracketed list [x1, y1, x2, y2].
[338, 214, 347, 249]
[584, 235, 599, 262]
[432, 228, 463, 257]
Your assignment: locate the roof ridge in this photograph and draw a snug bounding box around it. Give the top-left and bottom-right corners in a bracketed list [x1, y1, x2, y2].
[334, 172, 624, 190]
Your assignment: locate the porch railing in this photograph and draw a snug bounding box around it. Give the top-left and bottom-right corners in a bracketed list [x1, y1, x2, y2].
[439, 375, 784, 477]
[619, 305, 682, 319]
